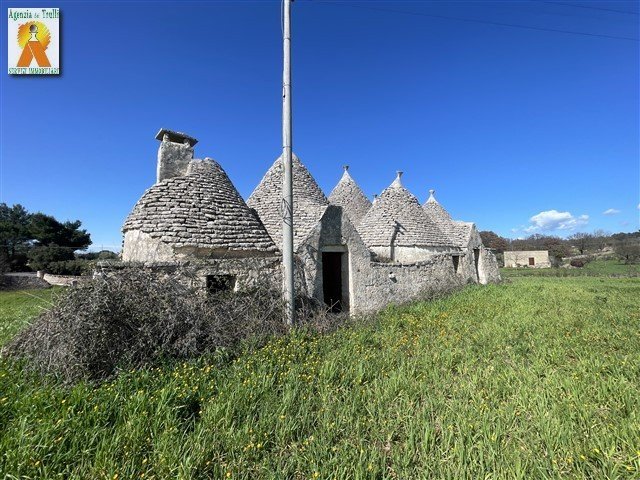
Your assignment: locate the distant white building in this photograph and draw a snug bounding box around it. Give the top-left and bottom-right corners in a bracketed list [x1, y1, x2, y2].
[504, 250, 551, 268]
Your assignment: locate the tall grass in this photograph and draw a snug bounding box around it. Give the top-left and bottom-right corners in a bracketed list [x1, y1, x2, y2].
[1, 277, 639, 478]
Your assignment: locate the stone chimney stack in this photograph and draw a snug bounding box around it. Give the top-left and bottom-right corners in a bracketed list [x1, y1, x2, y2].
[155, 128, 198, 183]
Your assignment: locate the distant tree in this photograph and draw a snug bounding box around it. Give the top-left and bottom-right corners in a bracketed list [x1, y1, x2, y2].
[568, 232, 593, 255]
[479, 231, 509, 252]
[613, 231, 640, 264]
[29, 213, 91, 250]
[27, 245, 75, 271]
[541, 237, 571, 265]
[0, 203, 32, 271]
[611, 231, 640, 242]
[97, 250, 119, 260]
[0, 204, 92, 272]
[591, 229, 611, 251]
[77, 250, 119, 261]
[509, 238, 533, 251]
[0, 250, 9, 274]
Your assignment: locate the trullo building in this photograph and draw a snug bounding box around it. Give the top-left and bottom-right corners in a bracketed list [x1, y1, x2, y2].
[120, 129, 500, 314]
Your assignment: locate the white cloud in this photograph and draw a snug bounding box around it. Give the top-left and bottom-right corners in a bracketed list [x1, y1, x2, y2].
[523, 210, 589, 233]
[603, 208, 620, 215]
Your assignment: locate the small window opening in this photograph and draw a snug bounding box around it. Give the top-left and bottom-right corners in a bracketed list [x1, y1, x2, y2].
[206, 275, 236, 294]
[528, 257, 535, 266]
[452, 255, 460, 273]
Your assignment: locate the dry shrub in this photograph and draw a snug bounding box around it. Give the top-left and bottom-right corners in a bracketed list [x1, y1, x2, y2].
[3, 267, 464, 384]
[3, 267, 291, 382]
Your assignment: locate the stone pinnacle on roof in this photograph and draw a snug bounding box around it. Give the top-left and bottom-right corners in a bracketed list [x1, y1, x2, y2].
[123, 158, 277, 254]
[390, 171, 403, 188]
[328, 165, 372, 226]
[358, 174, 451, 248]
[247, 154, 328, 250]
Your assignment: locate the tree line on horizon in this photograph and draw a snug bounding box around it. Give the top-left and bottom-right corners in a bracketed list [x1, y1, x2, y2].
[480, 229, 640, 266]
[2, 201, 638, 274]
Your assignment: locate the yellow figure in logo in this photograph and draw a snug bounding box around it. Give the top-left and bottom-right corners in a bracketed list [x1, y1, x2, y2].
[16, 21, 51, 68]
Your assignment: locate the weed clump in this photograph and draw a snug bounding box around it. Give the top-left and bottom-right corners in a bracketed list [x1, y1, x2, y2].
[2, 268, 290, 382]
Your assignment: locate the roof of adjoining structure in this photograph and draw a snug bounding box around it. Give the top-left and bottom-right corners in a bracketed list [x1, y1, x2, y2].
[358, 173, 450, 248]
[451, 221, 474, 247]
[123, 159, 277, 253]
[247, 154, 328, 249]
[327, 166, 372, 226]
[423, 190, 474, 247]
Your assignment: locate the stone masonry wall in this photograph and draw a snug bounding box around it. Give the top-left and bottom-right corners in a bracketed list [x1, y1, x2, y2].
[102, 256, 282, 294]
[479, 249, 501, 284]
[296, 205, 372, 311]
[122, 230, 175, 263]
[355, 254, 466, 314]
[42, 273, 90, 287]
[0, 273, 50, 290]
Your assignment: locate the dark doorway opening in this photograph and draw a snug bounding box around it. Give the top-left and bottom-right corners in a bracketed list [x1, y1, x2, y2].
[473, 248, 480, 279]
[452, 255, 460, 273]
[528, 257, 535, 266]
[322, 252, 344, 313]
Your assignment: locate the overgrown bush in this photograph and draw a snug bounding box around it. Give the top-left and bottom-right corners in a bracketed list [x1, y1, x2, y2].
[45, 259, 93, 276]
[27, 244, 74, 271]
[570, 259, 585, 268]
[3, 268, 292, 383]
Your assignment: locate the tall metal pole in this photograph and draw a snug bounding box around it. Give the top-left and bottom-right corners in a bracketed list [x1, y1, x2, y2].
[282, 0, 295, 325]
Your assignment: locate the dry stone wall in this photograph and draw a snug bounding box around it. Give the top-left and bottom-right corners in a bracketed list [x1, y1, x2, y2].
[0, 273, 50, 290]
[356, 254, 466, 313]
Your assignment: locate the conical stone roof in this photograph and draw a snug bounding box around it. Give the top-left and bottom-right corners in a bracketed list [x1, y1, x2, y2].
[358, 173, 450, 248]
[123, 158, 277, 253]
[423, 189, 453, 223]
[328, 166, 372, 226]
[247, 154, 328, 249]
[422, 190, 477, 247]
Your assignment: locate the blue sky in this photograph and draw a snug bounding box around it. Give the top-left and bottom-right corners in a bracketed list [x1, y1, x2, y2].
[1, 0, 638, 250]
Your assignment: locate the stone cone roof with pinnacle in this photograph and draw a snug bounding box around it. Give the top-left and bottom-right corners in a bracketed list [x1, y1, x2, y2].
[423, 190, 473, 247]
[328, 166, 372, 226]
[247, 154, 328, 250]
[123, 159, 277, 253]
[358, 173, 450, 248]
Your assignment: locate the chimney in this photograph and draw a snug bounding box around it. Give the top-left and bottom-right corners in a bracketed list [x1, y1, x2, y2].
[155, 128, 198, 183]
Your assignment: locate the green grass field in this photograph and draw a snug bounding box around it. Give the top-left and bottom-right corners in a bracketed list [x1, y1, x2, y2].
[1, 277, 639, 479]
[501, 259, 640, 278]
[0, 288, 57, 346]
